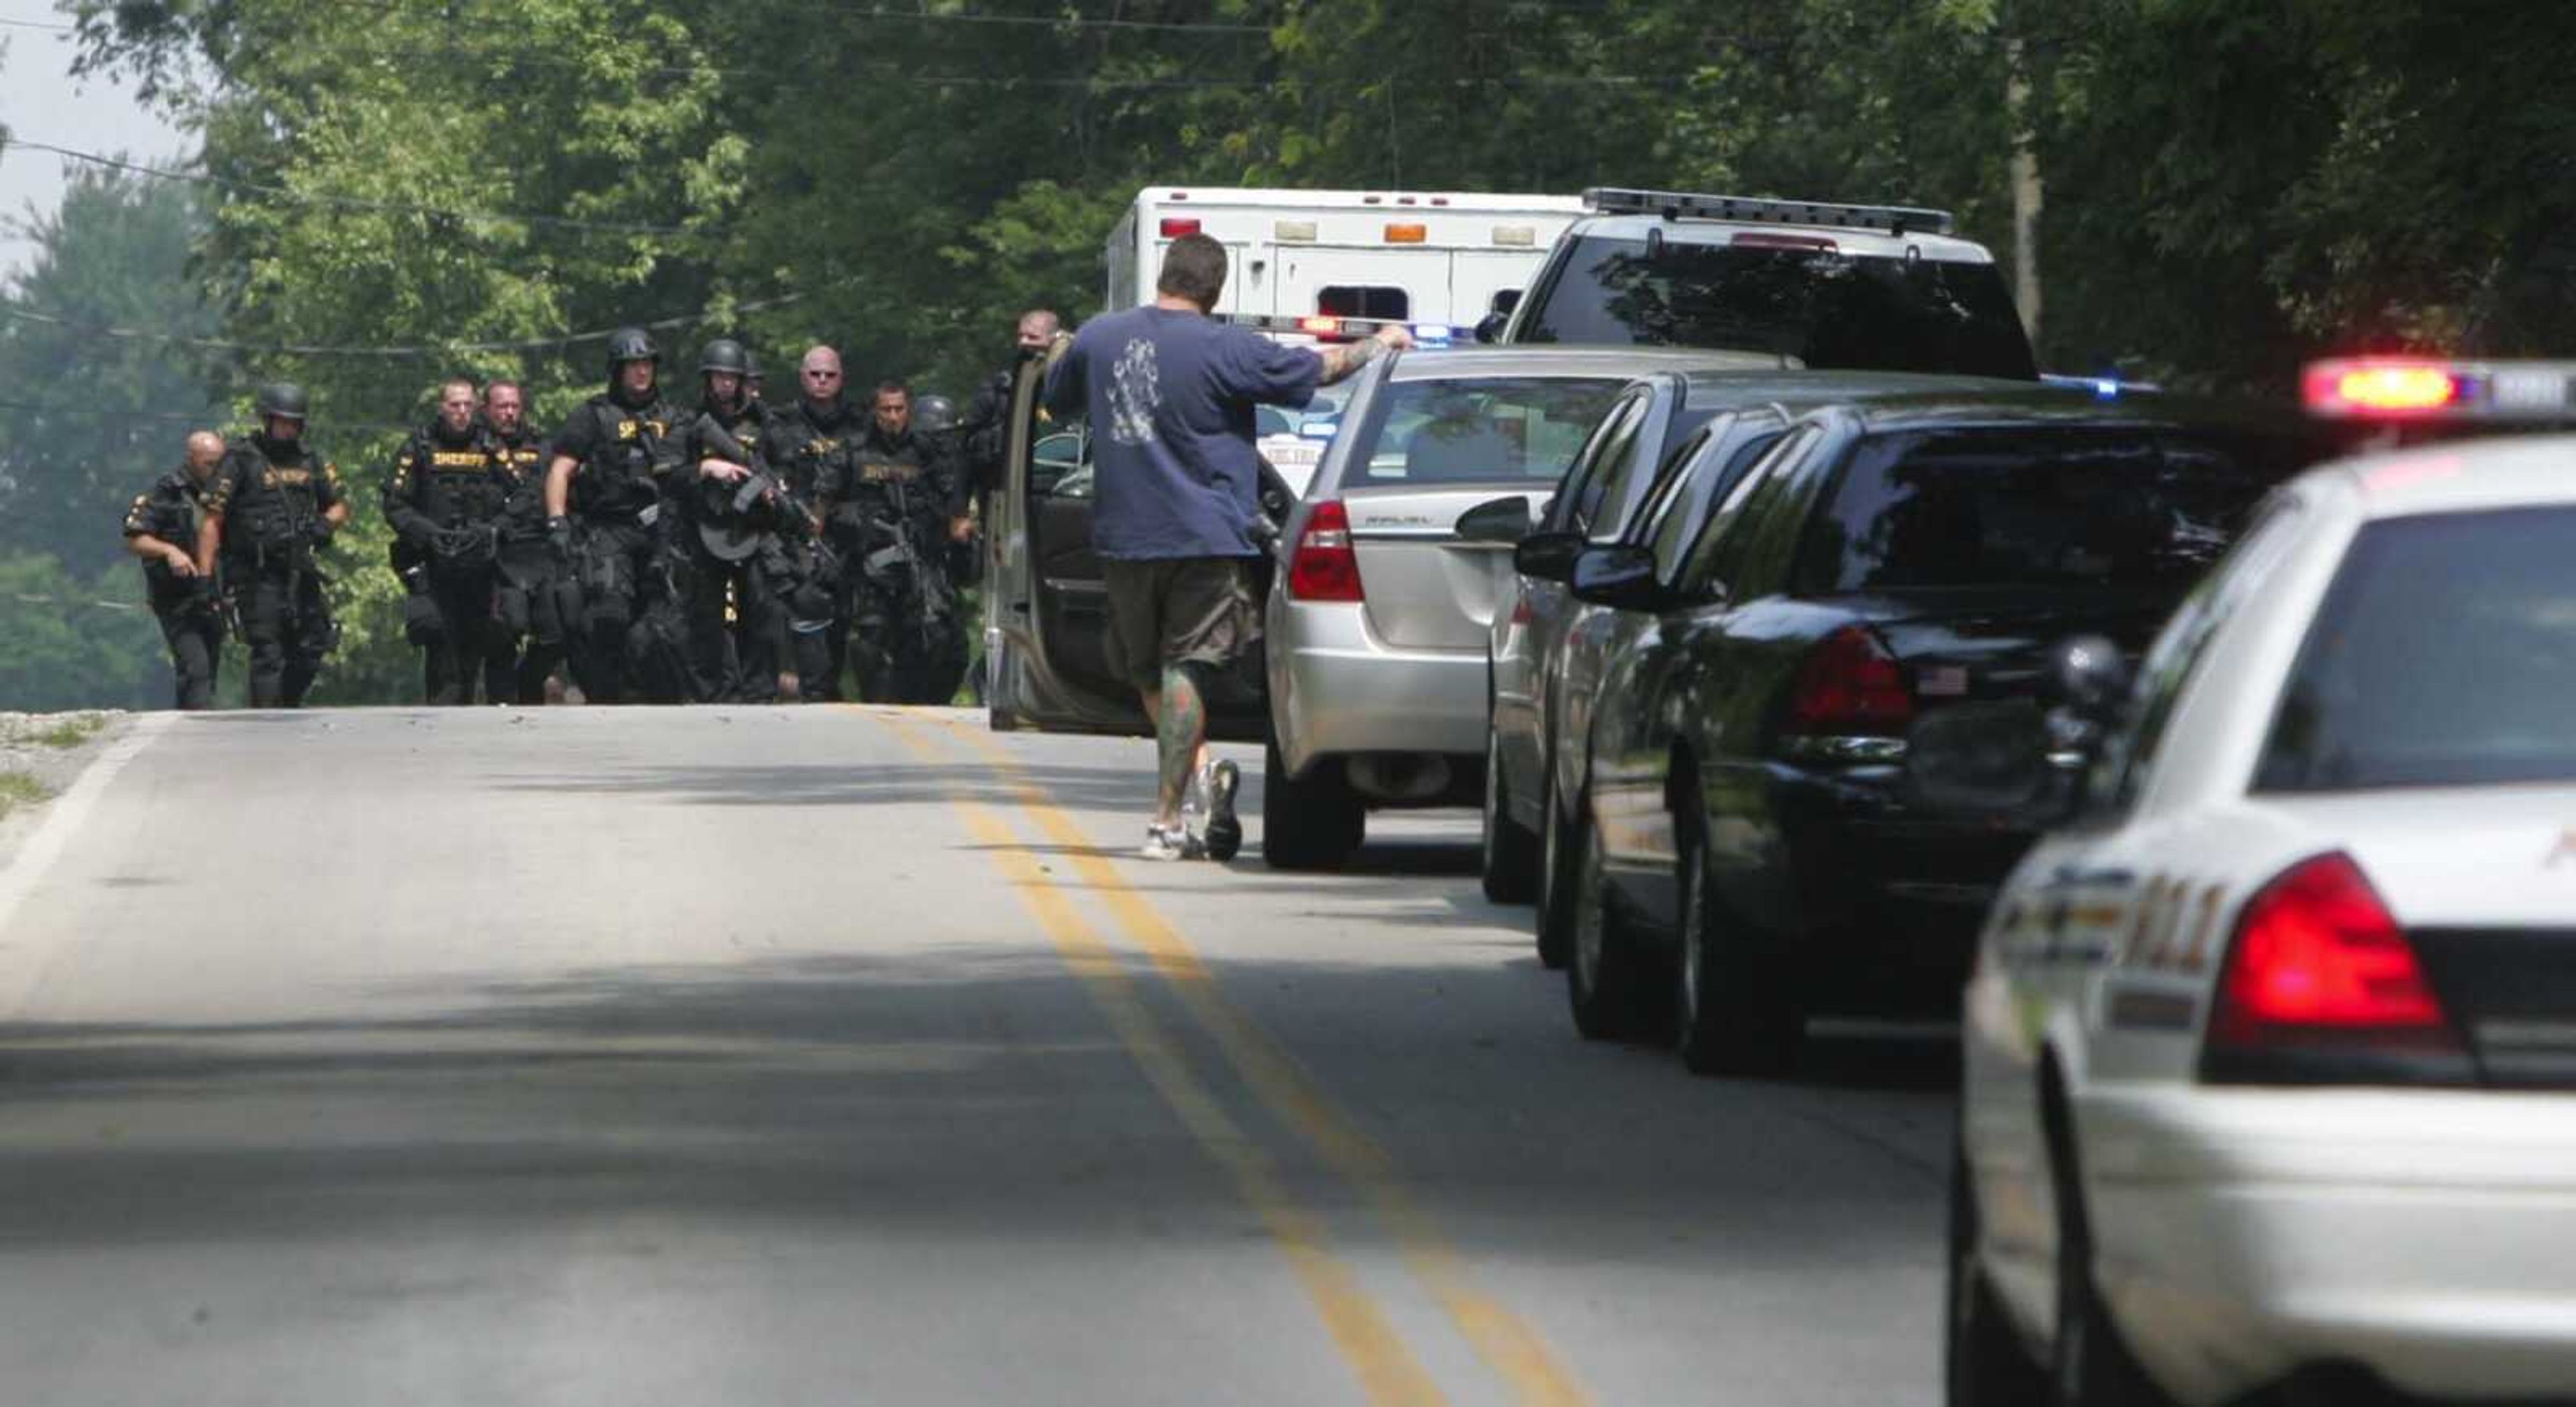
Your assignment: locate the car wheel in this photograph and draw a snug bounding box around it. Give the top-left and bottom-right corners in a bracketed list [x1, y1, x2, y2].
[1674, 819, 1802, 1077]
[1481, 729, 1539, 905]
[1261, 740, 1364, 871]
[1947, 1146, 2048, 1406]
[2047, 1100, 2169, 1407]
[1534, 766, 1578, 968]
[1566, 803, 1650, 1041]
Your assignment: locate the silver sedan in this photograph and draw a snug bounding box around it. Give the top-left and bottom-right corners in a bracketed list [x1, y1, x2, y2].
[1259, 346, 1777, 870]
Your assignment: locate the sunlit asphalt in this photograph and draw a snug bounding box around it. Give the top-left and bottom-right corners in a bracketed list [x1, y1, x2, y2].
[0, 706, 1955, 1406]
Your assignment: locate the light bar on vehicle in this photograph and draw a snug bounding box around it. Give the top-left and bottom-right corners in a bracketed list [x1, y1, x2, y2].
[2040, 372, 2163, 400]
[1224, 313, 1479, 344]
[2302, 357, 2576, 420]
[1583, 186, 1956, 237]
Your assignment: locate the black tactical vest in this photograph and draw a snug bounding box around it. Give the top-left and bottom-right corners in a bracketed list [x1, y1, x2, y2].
[213, 434, 337, 559]
[568, 392, 682, 522]
[390, 424, 510, 530]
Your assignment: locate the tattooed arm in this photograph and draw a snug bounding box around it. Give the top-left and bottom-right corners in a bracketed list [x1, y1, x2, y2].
[1316, 323, 1415, 385]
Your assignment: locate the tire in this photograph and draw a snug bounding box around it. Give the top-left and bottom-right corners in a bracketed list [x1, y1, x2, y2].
[1566, 803, 1652, 1041]
[1534, 765, 1577, 968]
[1947, 1147, 2049, 1406]
[2046, 1097, 2169, 1407]
[1673, 815, 1803, 1077]
[1261, 740, 1364, 871]
[1481, 728, 1540, 904]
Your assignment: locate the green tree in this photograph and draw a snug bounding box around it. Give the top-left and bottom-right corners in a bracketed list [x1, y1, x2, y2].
[0, 164, 229, 575]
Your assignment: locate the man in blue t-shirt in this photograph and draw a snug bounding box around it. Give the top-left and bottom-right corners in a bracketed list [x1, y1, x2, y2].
[1045, 233, 1409, 861]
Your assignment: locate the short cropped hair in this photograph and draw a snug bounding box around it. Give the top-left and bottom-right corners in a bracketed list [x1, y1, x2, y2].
[1156, 233, 1228, 311]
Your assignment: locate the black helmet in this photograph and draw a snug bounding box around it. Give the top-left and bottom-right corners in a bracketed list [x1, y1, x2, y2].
[699, 338, 751, 376]
[605, 326, 659, 372]
[914, 393, 957, 435]
[744, 348, 765, 384]
[255, 381, 310, 423]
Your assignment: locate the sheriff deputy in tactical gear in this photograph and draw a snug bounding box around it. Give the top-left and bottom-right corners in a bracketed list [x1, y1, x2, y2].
[674, 337, 796, 701]
[197, 382, 350, 709]
[823, 379, 972, 704]
[543, 327, 686, 705]
[757, 344, 862, 701]
[961, 308, 1059, 500]
[384, 378, 517, 705]
[121, 429, 229, 710]
[480, 380, 565, 704]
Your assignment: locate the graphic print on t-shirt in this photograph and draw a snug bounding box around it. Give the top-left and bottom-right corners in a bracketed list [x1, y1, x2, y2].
[1110, 337, 1161, 447]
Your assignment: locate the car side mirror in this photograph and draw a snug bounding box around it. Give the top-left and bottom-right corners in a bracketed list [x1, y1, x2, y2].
[1455, 494, 1534, 545]
[1905, 701, 2051, 818]
[2049, 634, 2132, 727]
[1513, 530, 1584, 582]
[1569, 543, 1666, 610]
[1474, 311, 1509, 345]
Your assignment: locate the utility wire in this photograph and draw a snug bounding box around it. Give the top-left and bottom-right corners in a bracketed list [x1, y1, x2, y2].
[0, 280, 843, 357]
[1, 140, 702, 236]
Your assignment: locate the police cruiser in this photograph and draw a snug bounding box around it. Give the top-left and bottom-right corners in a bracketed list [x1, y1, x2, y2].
[1933, 359, 2576, 1405]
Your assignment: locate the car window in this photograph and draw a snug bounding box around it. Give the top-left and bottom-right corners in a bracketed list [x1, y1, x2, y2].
[1346, 376, 1624, 489]
[1562, 394, 1648, 534]
[1521, 235, 2036, 379]
[2088, 496, 2305, 813]
[1679, 425, 1819, 598]
[1319, 286, 1410, 323]
[1639, 423, 1719, 565]
[1794, 427, 2326, 598]
[1584, 400, 1669, 539]
[2257, 506, 2576, 792]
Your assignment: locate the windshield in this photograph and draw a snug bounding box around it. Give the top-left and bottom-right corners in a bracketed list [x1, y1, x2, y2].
[1523, 236, 2037, 380]
[2259, 507, 2576, 791]
[1346, 376, 1623, 488]
[1797, 427, 2325, 596]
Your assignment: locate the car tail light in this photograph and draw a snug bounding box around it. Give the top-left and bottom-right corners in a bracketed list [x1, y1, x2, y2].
[1783, 626, 1912, 737]
[1288, 500, 1364, 602]
[2202, 853, 2471, 1085]
[1159, 217, 1203, 237]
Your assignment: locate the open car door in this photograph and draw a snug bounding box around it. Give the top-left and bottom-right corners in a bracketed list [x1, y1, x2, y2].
[983, 359, 1275, 740]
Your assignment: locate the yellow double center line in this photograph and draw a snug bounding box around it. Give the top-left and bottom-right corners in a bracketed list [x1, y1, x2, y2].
[886, 712, 1587, 1407]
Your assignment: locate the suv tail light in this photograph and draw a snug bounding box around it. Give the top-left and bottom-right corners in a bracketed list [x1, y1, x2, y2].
[1783, 626, 1913, 738]
[2202, 852, 2473, 1086]
[1288, 500, 1364, 602]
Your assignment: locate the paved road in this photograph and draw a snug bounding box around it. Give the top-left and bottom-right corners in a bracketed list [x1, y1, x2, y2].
[0, 706, 1955, 1406]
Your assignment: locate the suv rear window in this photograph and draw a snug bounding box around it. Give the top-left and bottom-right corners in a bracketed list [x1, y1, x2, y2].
[1521, 236, 2036, 379]
[1346, 376, 1623, 488]
[1795, 427, 2324, 595]
[2258, 508, 2576, 791]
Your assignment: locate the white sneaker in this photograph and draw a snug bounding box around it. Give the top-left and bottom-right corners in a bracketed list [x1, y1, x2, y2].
[1140, 824, 1197, 862]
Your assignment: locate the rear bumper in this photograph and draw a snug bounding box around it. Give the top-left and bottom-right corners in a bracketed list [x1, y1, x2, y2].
[1269, 601, 1487, 778]
[1752, 763, 2036, 1009]
[2078, 1086, 2576, 1404]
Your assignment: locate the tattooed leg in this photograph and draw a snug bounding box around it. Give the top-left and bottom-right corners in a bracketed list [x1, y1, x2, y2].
[1155, 662, 1208, 828]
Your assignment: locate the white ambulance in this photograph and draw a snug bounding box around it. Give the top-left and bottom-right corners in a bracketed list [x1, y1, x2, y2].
[1102, 186, 1587, 490]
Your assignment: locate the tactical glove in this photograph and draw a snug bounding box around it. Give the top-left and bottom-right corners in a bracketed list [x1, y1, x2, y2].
[546, 515, 574, 563]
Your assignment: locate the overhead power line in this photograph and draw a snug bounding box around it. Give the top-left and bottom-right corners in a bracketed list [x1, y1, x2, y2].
[0, 280, 848, 357]
[1, 139, 700, 236]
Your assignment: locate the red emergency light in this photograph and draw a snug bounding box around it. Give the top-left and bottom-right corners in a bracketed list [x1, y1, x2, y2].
[2303, 359, 2463, 415]
[1297, 316, 1340, 335]
[1159, 217, 1203, 238]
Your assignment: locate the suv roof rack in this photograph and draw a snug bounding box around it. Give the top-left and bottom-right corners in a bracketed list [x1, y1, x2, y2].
[1582, 186, 1955, 237]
